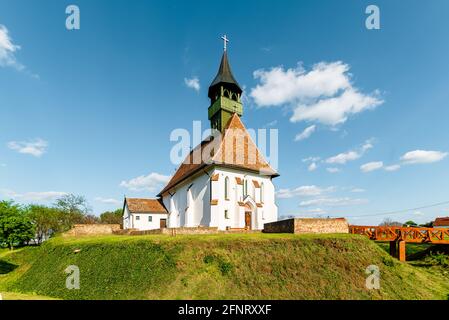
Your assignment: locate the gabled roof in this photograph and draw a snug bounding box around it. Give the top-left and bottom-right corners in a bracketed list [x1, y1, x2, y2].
[208, 51, 242, 99]
[158, 114, 278, 196]
[434, 217, 449, 227]
[125, 198, 168, 213]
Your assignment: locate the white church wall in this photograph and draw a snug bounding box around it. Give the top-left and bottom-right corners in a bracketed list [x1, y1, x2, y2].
[162, 170, 211, 228]
[211, 167, 278, 231]
[161, 166, 278, 231]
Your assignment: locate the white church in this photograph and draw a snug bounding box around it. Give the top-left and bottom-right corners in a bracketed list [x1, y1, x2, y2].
[123, 39, 279, 231]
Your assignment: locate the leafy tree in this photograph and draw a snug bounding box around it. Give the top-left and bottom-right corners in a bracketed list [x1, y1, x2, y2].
[53, 194, 90, 230]
[403, 220, 418, 227]
[0, 201, 35, 250]
[54, 194, 90, 215]
[26, 205, 61, 244]
[100, 209, 123, 226]
[0, 200, 22, 217]
[420, 221, 434, 228]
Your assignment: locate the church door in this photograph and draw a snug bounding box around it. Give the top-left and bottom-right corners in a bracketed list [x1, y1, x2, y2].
[160, 219, 167, 229]
[245, 211, 252, 230]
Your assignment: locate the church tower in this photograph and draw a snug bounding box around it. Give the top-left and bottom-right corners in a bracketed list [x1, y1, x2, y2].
[208, 36, 243, 132]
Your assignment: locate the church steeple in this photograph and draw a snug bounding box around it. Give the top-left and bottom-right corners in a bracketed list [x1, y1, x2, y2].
[208, 35, 243, 132]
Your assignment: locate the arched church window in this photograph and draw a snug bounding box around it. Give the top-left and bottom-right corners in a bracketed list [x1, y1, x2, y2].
[224, 176, 230, 200]
[243, 179, 248, 197]
[260, 182, 264, 203]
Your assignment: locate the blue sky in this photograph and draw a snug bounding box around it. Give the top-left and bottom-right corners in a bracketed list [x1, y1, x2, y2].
[1, 0, 449, 225]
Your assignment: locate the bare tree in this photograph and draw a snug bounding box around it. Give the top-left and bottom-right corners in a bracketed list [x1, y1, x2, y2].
[379, 218, 402, 227]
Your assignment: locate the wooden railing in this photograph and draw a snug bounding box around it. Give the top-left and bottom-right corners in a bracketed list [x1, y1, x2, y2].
[349, 225, 449, 244]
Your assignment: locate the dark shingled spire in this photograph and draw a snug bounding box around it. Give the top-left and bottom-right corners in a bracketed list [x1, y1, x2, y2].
[208, 51, 242, 99]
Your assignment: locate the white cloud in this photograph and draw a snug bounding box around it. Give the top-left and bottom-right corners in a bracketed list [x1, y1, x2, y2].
[95, 197, 122, 205]
[299, 197, 368, 207]
[295, 125, 316, 141]
[7, 138, 48, 157]
[326, 151, 360, 165]
[277, 185, 334, 199]
[360, 161, 384, 173]
[326, 139, 373, 164]
[251, 62, 350, 106]
[302, 156, 320, 163]
[184, 77, 200, 92]
[308, 162, 317, 172]
[1, 189, 67, 202]
[290, 88, 382, 126]
[400, 150, 448, 164]
[0, 24, 24, 71]
[120, 172, 171, 192]
[351, 188, 366, 193]
[326, 167, 341, 173]
[384, 164, 401, 172]
[250, 61, 383, 126]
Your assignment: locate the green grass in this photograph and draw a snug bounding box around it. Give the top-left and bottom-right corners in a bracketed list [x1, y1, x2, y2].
[0, 233, 448, 300]
[1, 291, 58, 300]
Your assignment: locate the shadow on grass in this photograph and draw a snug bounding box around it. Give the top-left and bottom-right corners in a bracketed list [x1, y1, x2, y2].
[0, 260, 18, 274]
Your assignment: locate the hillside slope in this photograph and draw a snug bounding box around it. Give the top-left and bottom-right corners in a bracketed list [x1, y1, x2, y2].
[1, 234, 448, 300]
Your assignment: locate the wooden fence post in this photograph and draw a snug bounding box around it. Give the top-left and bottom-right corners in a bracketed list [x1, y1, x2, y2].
[389, 241, 397, 258]
[398, 240, 406, 262]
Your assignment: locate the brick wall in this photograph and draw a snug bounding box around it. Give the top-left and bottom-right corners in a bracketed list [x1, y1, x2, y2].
[264, 218, 349, 234]
[64, 224, 121, 237]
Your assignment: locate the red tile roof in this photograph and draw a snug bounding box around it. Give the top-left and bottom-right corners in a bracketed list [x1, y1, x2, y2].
[158, 114, 278, 196]
[125, 198, 167, 213]
[434, 217, 449, 227]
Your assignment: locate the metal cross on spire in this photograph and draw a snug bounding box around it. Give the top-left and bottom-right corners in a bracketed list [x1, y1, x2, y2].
[221, 34, 229, 51]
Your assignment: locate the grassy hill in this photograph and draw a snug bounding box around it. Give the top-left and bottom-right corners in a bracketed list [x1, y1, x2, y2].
[1, 233, 448, 300]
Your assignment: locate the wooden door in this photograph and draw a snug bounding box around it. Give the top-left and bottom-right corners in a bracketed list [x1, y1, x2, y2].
[245, 212, 252, 230]
[160, 219, 167, 229]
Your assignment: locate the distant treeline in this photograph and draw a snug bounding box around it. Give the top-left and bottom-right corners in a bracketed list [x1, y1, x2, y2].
[0, 194, 122, 249]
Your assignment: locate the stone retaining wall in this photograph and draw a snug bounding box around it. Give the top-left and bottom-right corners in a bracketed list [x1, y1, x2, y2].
[64, 224, 121, 237]
[263, 218, 349, 234]
[115, 227, 261, 236]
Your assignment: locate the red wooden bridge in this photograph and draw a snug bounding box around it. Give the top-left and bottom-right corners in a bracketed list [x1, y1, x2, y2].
[349, 225, 449, 261]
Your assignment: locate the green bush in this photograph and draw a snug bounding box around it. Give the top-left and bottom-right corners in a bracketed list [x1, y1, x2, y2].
[427, 252, 449, 267]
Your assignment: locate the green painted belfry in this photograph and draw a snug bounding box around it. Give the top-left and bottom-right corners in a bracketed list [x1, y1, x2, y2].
[208, 48, 243, 132]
